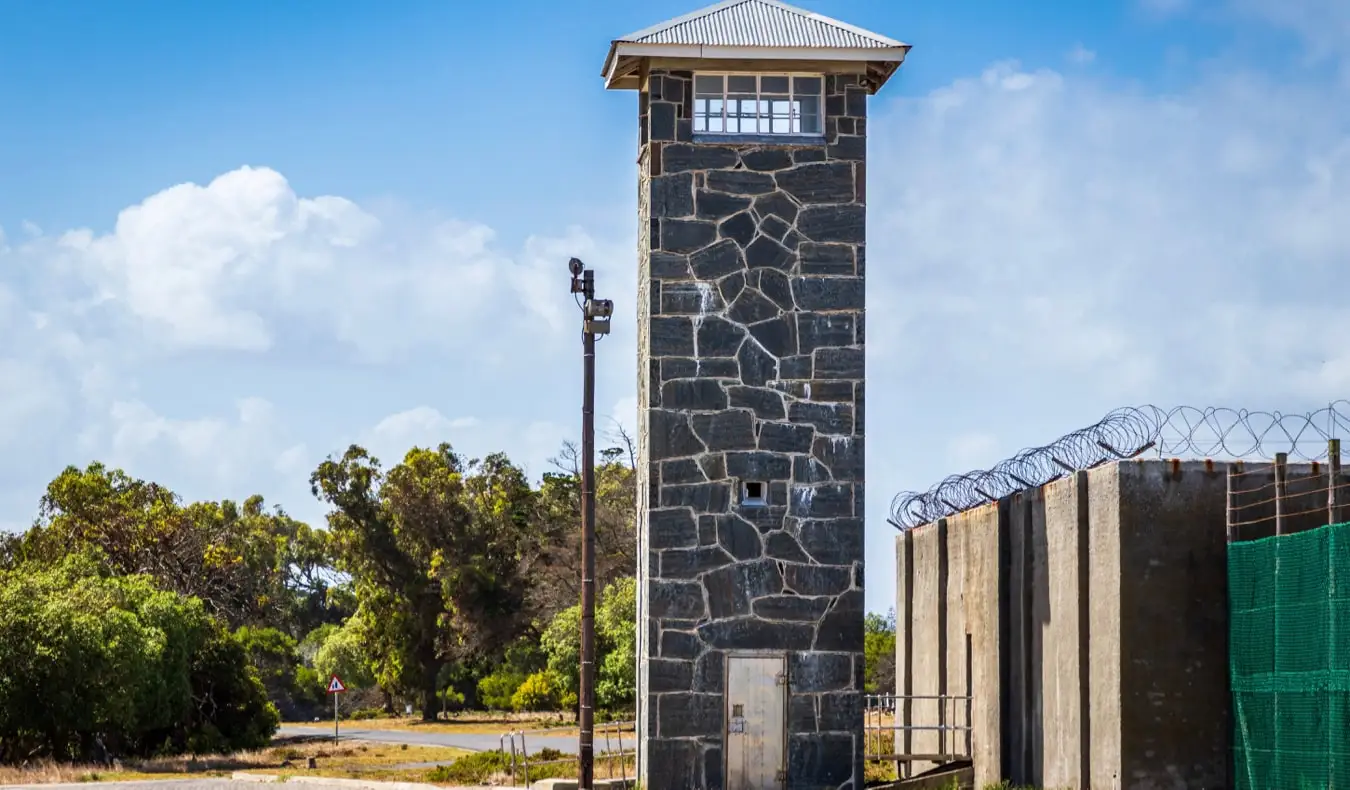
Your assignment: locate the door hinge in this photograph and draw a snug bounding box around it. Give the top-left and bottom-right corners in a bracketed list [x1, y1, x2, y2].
[775, 769, 787, 783]
[775, 671, 788, 686]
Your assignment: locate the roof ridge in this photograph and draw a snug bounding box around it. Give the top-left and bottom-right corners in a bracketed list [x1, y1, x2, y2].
[616, 0, 904, 48]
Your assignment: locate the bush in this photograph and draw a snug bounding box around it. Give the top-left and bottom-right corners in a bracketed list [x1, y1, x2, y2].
[511, 671, 561, 712]
[0, 554, 279, 762]
[477, 671, 526, 712]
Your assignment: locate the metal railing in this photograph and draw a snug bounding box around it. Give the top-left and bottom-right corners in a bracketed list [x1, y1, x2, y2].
[865, 693, 973, 778]
[498, 720, 636, 787]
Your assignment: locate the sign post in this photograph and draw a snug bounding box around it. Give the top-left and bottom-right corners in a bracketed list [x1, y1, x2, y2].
[326, 674, 347, 744]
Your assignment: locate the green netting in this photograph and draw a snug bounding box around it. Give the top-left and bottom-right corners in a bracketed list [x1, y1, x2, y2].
[1230, 520, 1350, 790]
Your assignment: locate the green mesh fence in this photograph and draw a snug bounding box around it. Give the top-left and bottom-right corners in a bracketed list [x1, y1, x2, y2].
[1229, 520, 1350, 790]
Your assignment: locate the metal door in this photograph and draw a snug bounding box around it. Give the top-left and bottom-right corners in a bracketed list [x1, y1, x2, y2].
[725, 653, 787, 790]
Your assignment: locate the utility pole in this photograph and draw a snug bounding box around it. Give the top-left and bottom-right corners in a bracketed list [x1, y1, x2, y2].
[569, 257, 611, 790]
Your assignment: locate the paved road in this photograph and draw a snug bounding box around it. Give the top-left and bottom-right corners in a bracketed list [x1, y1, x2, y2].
[277, 724, 588, 755]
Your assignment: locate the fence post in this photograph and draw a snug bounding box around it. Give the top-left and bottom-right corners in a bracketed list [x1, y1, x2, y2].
[1227, 462, 1240, 544]
[1331, 439, 1342, 527]
[1274, 452, 1288, 786]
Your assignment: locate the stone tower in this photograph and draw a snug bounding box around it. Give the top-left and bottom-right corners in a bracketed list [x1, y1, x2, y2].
[602, 2, 908, 788]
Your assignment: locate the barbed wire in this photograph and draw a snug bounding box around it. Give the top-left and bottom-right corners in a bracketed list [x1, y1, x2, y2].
[887, 402, 1350, 531]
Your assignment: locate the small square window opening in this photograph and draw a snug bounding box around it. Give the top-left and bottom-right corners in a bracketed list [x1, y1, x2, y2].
[741, 480, 768, 507]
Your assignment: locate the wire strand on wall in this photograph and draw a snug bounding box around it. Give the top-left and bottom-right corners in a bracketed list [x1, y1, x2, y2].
[887, 402, 1350, 531]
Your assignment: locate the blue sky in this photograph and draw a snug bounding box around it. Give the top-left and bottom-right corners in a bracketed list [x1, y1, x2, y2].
[3, 0, 1350, 614]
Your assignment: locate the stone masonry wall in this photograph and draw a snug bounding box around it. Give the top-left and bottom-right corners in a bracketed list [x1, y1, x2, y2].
[635, 68, 869, 790]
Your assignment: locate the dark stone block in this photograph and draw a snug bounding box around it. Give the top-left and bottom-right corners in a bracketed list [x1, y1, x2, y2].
[661, 482, 732, 513]
[792, 276, 864, 312]
[696, 316, 747, 358]
[650, 101, 677, 143]
[650, 410, 706, 460]
[827, 136, 866, 162]
[852, 561, 863, 591]
[817, 691, 863, 731]
[816, 590, 864, 651]
[758, 269, 794, 310]
[691, 409, 757, 452]
[698, 515, 719, 546]
[796, 380, 854, 402]
[846, 88, 867, 118]
[690, 238, 745, 279]
[663, 458, 707, 485]
[799, 243, 856, 275]
[660, 546, 734, 579]
[783, 229, 803, 250]
[727, 385, 785, 420]
[742, 148, 793, 172]
[797, 518, 864, 565]
[646, 736, 704, 787]
[748, 315, 796, 358]
[718, 270, 746, 304]
[663, 144, 739, 172]
[797, 204, 865, 243]
[661, 74, 686, 104]
[784, 564, 852, 596]
[856, 245, 866, 278]
[793, 456, 833, 484]
[649, 579, 707, 619]
[662, 281, 726, 315]
[793, 148, 827, 164]
[789, 402, 853, 435]
[789, 696, 818, 732]
[854, 653, 866, 691]
[660, 629, 702, 659]
[699, 357, 741, 379]
[704, 559, 782, 619]
[789, 483, 854, 518]
[759, 422, 814, 453]
[754, 191, 800, 223]
[728, 287, 781, 326]
[716, 513, 763, 561]
[707, 169, 776, 195]
[650, 317, 695, 357]
[661, 219, 717, 253]
[692, 650, 724, 693]
[662, 357, 698, 380]
[697, 617, 815, 651]
[650, 507, 698, 549]
[814, 347, 865, 379]
[778, 354, 813, 379]
[753, 594, 832, 622]
[813, 435, 862, 481]
[697, 189, 752, 221]
[663, 379, 728, 411]
[651, 251, 692, 280]
[719, 211, 758, 247]
[765, 530, 811, 563]
[737, 338, 778, 388]
[787, 734, 854, 789]
[725, 451, 792, 481]
[658, 692, 722, 738]
[790, 653, 854, 693]
[837, 117, 855, 135]
[776, 162, 855, 204]
[761, 214, 793, 242]
[738, 503, 787, 533]
[652, 172, 693, 217]
[745, 235, 792, 270]
[698, 453, 727, 482]
[649, 658, 694, 692]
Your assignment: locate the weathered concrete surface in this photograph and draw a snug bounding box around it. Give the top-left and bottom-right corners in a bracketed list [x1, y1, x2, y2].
[894, 458, 1258, 789]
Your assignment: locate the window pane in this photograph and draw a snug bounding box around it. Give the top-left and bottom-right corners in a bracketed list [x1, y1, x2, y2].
[771, 99, 791, 116]
[799, 112, 821, 135]
[710, 115, 724, 132]
[695, 75, 724, 95]
[773, 117, 790, 134]
[793, 76, 822, 95]
[709, 98, 724, 115]
[728, 75, 757, 93]
[798, 95, 821, 134]
[761, 76, 789, 93]
[694, 115, 708, 132]
[694, 98, 707, 114]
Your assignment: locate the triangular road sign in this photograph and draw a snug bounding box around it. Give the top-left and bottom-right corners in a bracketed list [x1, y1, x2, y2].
[327, 674, 347, 694]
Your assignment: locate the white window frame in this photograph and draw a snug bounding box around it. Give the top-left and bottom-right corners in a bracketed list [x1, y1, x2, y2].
[692, 72, 825, 137]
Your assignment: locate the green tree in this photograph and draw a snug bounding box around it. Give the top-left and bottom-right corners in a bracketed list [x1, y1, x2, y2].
[310, 444, 537, 720]
[864, 609, 897, 695]
[540, 577, 636, 714]
[312, 618, 377, 689]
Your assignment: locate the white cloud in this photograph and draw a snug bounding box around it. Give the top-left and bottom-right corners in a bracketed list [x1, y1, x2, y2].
[1066, 44, 1096, 65]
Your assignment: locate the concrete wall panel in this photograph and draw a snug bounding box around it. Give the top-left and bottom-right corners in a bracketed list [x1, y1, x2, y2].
[909, 521, 942, 773]
[1040, 476, 1085, 789]
[954, 503, 1003, 787]
[1087, 463, 1123, 788]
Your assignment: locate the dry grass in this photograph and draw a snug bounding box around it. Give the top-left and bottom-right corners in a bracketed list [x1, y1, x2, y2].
[0, 737, 470, 785]
[287, 711, 584, 736]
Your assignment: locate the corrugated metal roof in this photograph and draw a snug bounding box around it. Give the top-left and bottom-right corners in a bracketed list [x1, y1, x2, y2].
[616, 0, 906, 50]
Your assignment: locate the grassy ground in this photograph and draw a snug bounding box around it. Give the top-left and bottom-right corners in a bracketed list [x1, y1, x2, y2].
[0, 737, 469, 785]
[289, 711, 588, 735]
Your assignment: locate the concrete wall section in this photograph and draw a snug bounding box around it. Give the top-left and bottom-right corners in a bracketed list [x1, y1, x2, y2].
[1086, 463, 1123, 789]
[1117, 460, 1230, 789]
[949, 503, 1004, 788]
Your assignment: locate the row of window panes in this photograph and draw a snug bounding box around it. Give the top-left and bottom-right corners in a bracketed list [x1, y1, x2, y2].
[692, 74, 823, 135]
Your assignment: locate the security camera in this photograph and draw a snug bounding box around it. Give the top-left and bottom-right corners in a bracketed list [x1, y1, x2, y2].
[568, 258, 585, 276]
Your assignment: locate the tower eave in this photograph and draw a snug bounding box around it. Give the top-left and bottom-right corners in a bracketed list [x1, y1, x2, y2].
[602, 42, 910, 93]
